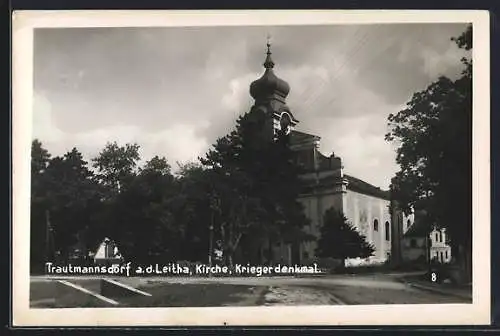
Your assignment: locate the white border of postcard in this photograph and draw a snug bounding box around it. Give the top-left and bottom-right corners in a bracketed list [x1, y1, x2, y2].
[12, 10, 491, 326]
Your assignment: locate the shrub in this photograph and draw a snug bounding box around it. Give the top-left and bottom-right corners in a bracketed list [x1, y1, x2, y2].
[315, 257, 343, 273]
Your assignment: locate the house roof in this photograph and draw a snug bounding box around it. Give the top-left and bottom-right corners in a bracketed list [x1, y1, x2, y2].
[344, 174, 391, 200]
[404, 211, 432, 238]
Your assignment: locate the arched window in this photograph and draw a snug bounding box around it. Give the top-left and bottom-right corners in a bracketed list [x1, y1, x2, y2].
[373, 219, 379, 232]
[385, 221, 390, 241]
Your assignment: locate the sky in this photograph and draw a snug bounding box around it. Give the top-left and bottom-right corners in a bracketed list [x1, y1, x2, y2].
[33, 23, 470, 189]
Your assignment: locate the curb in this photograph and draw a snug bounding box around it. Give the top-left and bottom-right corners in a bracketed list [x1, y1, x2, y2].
[407, 283, 472, 301]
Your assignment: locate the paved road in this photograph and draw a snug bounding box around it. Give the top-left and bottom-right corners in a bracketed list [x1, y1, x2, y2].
[139, 275, 468, 305]
[31, 272, 470, 306]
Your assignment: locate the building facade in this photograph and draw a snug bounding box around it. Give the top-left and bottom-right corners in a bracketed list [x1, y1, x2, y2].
[400, 212, 427, 263]
[248, 43, 394, 265]
[429, 228, 452, 263]
[398, 210, 452, 264]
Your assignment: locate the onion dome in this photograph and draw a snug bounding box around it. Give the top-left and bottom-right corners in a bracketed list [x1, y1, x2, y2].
[250, 42, 290, 100]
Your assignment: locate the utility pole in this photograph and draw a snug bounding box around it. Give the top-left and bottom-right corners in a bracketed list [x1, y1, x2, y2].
[209, 195, 216, 269]
[45, 209, 52, 264]
[208, 223, 214, 268]
[208, 194, 220, 270]
[425, 234, 429, 264]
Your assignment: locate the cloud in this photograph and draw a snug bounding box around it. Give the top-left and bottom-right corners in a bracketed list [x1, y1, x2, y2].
[420, 40, 468, 79]
[33, 92, 209, 169]
[32, 23, 470, 189]
[311, 112, 401, 189]
[142, 125, 209, 167]
[33, 92, 65, 144]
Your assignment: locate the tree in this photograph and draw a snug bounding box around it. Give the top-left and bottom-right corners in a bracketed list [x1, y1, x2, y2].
[113, 155, 180, 263]
[316, 208, 374, 267]
[31, 139, 51, 176]
[87, 142, 141, 250]
[172, 162, 214, 262]
[30, 139, 52, 272]
[200, 108, 312, 266]
[92, 142, 140, 195]
[43, 148, 99, 259]
[385, 25, 472, 280]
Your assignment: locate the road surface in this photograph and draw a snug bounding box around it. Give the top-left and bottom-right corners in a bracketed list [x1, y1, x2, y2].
[31, 272, 471, 306]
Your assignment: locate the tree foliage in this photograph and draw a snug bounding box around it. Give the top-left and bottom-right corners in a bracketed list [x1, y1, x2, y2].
[92, 142, 140, 194]
[29, 140, 181, 270]
[385, 25, 472, 276]
[30, 140, 52, 272]
[115, 155, 179, 263]
[315, 208, 375, 263]
[200, 108, 312, 266]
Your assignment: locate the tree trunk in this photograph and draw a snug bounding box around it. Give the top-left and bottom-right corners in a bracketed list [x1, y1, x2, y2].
[463, 243, 472, 283]
[267, 236, 273, 264]
[339, 255, 347, 272]
[455, 243, 472, 284]
[259, 243, 264, 264]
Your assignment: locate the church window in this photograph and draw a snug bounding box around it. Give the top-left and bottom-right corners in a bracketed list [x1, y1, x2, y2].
[373, 219, 379, 231]
[279, 112, 292, 135]
[385, 221, 390, 241]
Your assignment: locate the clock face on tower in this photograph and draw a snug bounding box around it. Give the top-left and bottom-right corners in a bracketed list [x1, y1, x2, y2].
[279, 113, 292, 135]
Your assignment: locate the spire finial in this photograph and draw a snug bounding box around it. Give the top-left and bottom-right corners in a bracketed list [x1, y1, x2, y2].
[264, 34, 274, 69]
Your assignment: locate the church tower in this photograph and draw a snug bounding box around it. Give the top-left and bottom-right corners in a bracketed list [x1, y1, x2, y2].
[249, 40, 299, 139]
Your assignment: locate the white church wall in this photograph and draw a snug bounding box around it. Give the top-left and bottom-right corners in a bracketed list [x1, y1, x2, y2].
[343, 190, 392, 262]
[298, 188, 393, 263]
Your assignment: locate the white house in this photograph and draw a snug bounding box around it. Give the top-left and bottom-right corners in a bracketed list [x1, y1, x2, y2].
[429, 228, 452, 263]
[400, 210, 452, 264]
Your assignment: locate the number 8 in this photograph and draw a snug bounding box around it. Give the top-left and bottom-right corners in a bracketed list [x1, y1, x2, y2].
[431, 272, 437, 282]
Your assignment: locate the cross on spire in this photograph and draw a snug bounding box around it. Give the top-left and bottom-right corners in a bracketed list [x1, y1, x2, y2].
[264, 34, 274, 69]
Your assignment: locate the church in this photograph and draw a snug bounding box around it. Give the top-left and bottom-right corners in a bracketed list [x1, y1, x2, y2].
[248, 42, 397, 265]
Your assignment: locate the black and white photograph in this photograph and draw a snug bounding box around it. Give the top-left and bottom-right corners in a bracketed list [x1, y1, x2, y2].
[12, 10, 490, 326]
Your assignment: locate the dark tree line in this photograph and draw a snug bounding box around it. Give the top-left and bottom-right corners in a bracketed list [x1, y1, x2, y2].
[30, 108, 318, 272]
[31, 106, 376, 273]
